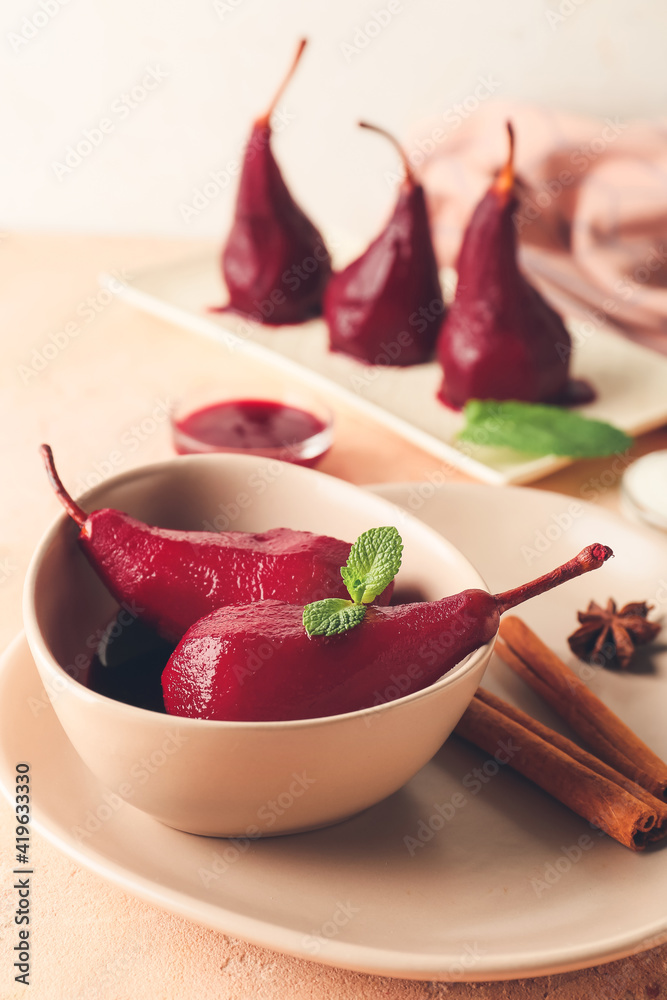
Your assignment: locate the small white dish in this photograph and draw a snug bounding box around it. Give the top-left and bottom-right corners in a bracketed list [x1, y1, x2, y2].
[2, 482, 666, 980]
[170, 378, 334, 467]
[101, 255, 667, 485]
[22, 454, 491, 837]
[621, 450, 667, 532]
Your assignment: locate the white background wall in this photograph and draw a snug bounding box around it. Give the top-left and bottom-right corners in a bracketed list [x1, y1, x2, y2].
[2, 0, 665, 244]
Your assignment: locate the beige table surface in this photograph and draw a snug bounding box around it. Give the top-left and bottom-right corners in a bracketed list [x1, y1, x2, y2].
[1, 233, 666, 999]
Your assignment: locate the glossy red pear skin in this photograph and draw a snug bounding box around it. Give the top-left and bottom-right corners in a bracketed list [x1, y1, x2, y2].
[79, 515, 390, 644]
[436, 176, 572, 409]
[219, 121, 332, 324]
[162, 542, 612, 722]
[324, 182, 445, 366]
[40, 444, 392, 645]
[162, 592, 496, 721]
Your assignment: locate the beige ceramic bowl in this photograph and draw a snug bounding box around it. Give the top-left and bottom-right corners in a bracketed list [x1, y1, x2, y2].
[23, 454, 493, 837]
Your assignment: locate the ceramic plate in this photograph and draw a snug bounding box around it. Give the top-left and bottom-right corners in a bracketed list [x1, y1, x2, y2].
[1, 483, 666, 981]
[102, 256, 667, 485]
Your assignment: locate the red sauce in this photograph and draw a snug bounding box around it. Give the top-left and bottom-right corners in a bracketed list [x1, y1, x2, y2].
[173, 399, 330, 466]
[558, 378, 596, 407]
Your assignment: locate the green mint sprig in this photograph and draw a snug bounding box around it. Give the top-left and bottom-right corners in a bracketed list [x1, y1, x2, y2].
[303, 526, 403, 637]
[458, 400, 633, 458]
[302, 599, 367, 637]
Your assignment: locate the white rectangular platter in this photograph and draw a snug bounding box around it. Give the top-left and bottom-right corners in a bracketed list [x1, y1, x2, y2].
[102, 254, 667, 484]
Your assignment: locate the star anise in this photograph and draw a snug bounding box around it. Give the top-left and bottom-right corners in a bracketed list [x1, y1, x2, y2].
[568, 599, 661, 670]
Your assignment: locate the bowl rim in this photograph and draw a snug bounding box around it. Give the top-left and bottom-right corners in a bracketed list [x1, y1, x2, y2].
[23, 452, 494, 732]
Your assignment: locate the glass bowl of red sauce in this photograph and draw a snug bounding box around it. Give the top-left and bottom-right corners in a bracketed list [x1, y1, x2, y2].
[171, 383, 334, 467]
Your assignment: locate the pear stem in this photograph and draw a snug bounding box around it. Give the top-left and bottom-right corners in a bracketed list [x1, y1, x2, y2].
[494, 544, 613, 616]
[257, 38, 307, 127]
[494, 120, 515, 196]
[40, 444, 87, 528]
[358, 121, 416, 186]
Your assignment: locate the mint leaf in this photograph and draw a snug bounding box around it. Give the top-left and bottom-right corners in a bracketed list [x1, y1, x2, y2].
[303, 526, 404, 638]
[303, 599, 366, 637]
[458, 400, 633, 458]
[341, 526, 403, 604]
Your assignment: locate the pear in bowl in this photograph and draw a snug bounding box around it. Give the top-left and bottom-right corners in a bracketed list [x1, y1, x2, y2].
[24, 453, 494, 837]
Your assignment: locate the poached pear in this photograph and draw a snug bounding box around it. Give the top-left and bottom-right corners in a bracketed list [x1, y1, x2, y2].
[163, 543, 612, 721]
[324, 122, 445, 366]
[437, 123, 585, 409]
[214, 39, 332, 325]
[41, 445, 390, 643]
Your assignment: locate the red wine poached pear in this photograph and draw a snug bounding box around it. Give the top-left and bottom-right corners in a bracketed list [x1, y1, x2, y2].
[324, 122, 445, 366]
[163, 543, 613, 721]
[41, 445, 390, 643]
[213, 39, 332, 324]
[437, 123, 594, 409]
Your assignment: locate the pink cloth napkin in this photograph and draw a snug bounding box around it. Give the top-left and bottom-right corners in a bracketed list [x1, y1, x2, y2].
[414, 100, 667, 354]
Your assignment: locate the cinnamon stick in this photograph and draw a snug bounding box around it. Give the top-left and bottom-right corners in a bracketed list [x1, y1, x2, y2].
[455, 692, 666, 850]
[497, 616, 667, 801]
[475, 687, 667, 824]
